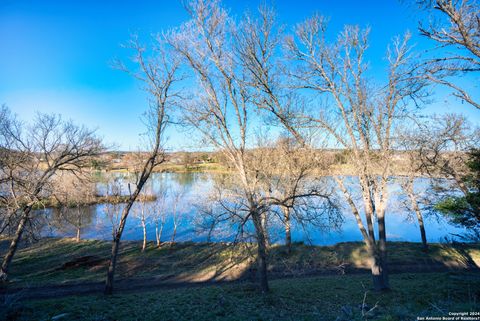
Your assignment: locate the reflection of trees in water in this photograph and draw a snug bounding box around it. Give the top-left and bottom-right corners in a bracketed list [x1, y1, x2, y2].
[168, 172, 197, 190]
[51, 172, 98, 241]
[50, 206, 96, 241]
[44, 173, 468, 244]
[2, 209, 49, 243]
[90, 173, 344, 245]
[102, 177, 126, 239]
[96, 172, 156, 197]
[192, 172, 341, 247]
[95, 172, 211, 199]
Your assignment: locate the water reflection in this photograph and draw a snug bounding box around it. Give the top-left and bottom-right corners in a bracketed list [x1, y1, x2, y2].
[44, 172, 468, 245]
[50, 206, 96, 240]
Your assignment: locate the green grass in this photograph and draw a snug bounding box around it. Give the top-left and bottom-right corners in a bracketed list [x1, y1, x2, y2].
[3, 272, 480, 321]
[1, 238, 480, 320]
[1, 238, 479, 288]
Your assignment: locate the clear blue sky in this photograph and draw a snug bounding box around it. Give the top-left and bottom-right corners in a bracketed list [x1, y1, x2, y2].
[1, 0, 478, 151]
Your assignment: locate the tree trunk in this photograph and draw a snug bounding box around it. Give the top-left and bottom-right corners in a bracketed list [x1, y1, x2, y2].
[368, 243, 386, 292]
[283, 207, 291, 254]
[252, 212, 269, 293]
[406, 179, 428, 251]
[141, 219, 147, 252]
[171, 223, 177, 244]
[337, 177, 389, 291]
[207, 222, 214, 243]
[409, 193, 428, 251]
[104, 195, 137, 295]
[261, 213, 270, 249]
[155, 223, 163, 247]
[76, 208, 82, 242]
[104, 235, 120, 295]
[0, 207, 31, 282]
[376, 210, 390, 291]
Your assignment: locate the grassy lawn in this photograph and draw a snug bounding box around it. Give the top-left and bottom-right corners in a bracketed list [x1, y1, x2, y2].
[2, 271, 479, 321]
[1, 238, 479, 320]
[1, 238, 479, 288]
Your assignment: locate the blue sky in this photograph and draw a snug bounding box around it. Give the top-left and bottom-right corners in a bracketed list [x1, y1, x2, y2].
[1, 0, 478, 151]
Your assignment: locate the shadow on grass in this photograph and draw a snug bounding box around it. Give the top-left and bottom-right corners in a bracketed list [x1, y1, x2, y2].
[0, 237, 479, 300]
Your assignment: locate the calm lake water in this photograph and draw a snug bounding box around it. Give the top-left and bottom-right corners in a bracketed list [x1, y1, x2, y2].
[44, 172, 467, 245]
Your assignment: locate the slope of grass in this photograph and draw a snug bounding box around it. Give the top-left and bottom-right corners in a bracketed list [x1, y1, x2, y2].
[4, 271, 480, 321]
[1, 238, 479, 288]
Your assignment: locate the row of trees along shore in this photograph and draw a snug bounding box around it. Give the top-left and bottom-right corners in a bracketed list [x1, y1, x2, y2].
[0, 0, 479, 294]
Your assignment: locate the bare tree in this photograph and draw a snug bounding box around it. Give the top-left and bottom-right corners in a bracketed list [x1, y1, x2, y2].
[52, 172, 97, 242]
[193, 198, 221, 243]
[0, 107, 25, 236]
[103, 35, 180, 295]
[133, 193, 150, 252]
[152, 183, 168, 247]
[0, 106, 103, 282]
[235, 5, 309, 145]
[402, 175, 429, 250]
[102, 175, 124, 239]
[395, 128, 431, 251]
[167, 0, 273, 292]
[244, 11, 428, 290]
[417, 0, 480, 109]
[415, 114, 480, 226]
[169, 186, 186, 245]
[255, 137, 339, 254]
[179, 151, 194, 170]
[169, 0, 341, 292]
[417, 115, 476, 189]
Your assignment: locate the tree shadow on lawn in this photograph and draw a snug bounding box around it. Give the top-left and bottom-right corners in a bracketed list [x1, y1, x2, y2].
[0, 238, 479, 300]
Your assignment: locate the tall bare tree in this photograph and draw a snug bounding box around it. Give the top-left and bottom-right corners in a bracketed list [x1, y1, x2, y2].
[239, 8, 427, 290]
[167, 0, 329, 292]
[289, 24, 427, 291]
[167, 0, 273, 292]
[417, 0, 480, 109]
[0, 106, 102, 281]
[103, 35, 180, 295]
